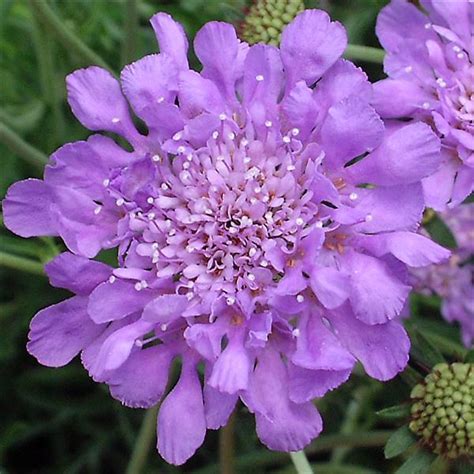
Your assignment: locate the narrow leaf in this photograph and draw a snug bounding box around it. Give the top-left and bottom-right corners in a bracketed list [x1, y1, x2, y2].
[384, 425, 416, 459]
[377, 404, 411, 421]
[395, 449, 436, 474]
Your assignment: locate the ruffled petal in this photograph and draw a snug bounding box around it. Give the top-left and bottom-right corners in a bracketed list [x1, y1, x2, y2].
[108, 344, 174, 408]
[288, 364, 352, 403]
[280, 9, 347, 89]
[27, 296, 104, 367]
[203, 382, 238, 429]
[349, 122, 441, 186]
[157, 360, 206, 465]
[345, 251, 410, 324]
[121, 54, 178, 124]
[3, 179, 56, 237]
[150, 12, 189, 70]
[45, 252, 111, 294]
[142, 294, 189, 325]
[328, 304, 410, 381]
[66, 67, 140, 143]
[243, 349, 322, 452]
[310, 266, 350, 310]
[319, 96, 384, 169]
[88, 279, 154, 323]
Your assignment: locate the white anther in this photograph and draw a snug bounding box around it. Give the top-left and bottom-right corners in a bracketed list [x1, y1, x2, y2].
[157, 96, 165, 103]
[244, 157, 251, 164]
[247, 273, 256, 281]
[134, 282, 143, 291]
[205, 208, 213, 215]
[241, 138, 249, 147]
[229, 227, 238, 234]
[287, 164, 296, 171]
[111, 117, 120, 123]
[183, 162, 190, 169]
[186, 292, 194, 300]
[172, 131, 182, 141]
[365, 213, 373, 222]
[94, 206, 102, 215]
[424, 22, 432, 29]
[296, 217, 304, 226]
[283, 136, 291, 144]
[169, 229, 176, 236]
[260, 260, 268, 267]
[226, 296, 236, 305]
[254, 186, 262, 193]
[147, 197, 154, 204]
[292, 328, 300, 337]
[152, 154, 161, 162]
[291, 128, 300, 136]
[262, 195, 270, 203]
[161, 183, 169, 190]
[422, 102, 431, 110]
[349, 192, 358, 201]
[457, 52, 464, 59]
[177, 146, 185, 154]
[436, 78, 447, 88]
[152, 242, 159, 249]
[116, 198, 125, 206]
[108, 276, 116, 284]
[264, 120, 272, 127]
[140, 280, 148, 288]
[404, 66, 413, 73]
[216, 155, 225, 161]
[219, 113, 227, 121]
[102, 179, 110, 187]
[453, 45, 461, 53]
[249, 248, 257, 257]
[186, 245, 194, 253]
[148, 212, 156, 220]
[212, 131, 219, 139]
[316, 221, 324, 228]
[250, 197, 257, 204]
[186, 154, 193, 161]
[228, 132, 235, 140]
[160, 323, 168, 331]
[296, 294, 305, 303]
[256, 74, 264, 81]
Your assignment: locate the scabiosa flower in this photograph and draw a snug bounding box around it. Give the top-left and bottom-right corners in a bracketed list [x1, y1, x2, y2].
[411, 204, 474, 348]
[373, 0, 474, 210]
[2, 9, 450, 465]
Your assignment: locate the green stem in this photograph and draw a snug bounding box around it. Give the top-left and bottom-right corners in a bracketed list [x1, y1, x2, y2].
[30, 0, 113, 73]
[0, 121, 47, 168]
[219, 412, 235, 474]
[29, 4, 65, 147]
[121, 0, 139, 66]
[290, 451, 313, 474]
[0, 251, 44, 275]
[125, 405, 158, 474]
[422, 329, 467, 358]
[344, 44, 385, 64]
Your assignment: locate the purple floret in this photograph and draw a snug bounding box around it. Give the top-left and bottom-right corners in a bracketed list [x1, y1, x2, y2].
[2, 9, 450, 465]
[374, 0, 474, 210]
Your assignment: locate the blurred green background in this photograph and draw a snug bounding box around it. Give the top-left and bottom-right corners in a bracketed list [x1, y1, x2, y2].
[0, 1, 470, 473]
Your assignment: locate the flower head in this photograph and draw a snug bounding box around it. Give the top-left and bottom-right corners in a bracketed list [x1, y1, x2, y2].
[2, 9, 449, 465]
[374, 0, 474, 210]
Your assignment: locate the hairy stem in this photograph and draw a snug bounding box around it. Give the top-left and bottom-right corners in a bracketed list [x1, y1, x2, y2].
[30, 0, 113, 73]
[0, 251, 44, 275]
[0, 121, 47, 168]
[344, 44, 385, 64]
[125, 405, 158, 474]
[290, 451, 313, 474]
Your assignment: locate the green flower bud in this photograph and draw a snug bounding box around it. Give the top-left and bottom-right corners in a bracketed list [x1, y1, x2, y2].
[240, 0, 305, 46]
[410, 363, 474, 459]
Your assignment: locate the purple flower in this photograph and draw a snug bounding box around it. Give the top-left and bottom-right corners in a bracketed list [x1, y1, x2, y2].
[411, 204, 474, 347]
[2, 10, 449, 465]
[374, 0, 474, 211]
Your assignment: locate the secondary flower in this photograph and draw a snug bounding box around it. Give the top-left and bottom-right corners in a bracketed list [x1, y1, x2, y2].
[411, 204, 474, 347]
[2, 9, 449, 465]
[374, 0, 474, 210]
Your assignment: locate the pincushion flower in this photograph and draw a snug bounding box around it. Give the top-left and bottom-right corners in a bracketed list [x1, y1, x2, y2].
[374, 0, 474, 210]
[411, 204, 474, 347]
[2, 9, 450, 465]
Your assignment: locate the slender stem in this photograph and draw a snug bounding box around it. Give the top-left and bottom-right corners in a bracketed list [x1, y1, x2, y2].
[219, 412, 235, 474]
[0, 121, 47, 168]
[344, 44, 385, 64]
[290, 451, 313, 474]
[125, 405, 159, 474]
[121, 0, 139, 66]
[0, 251, 44, 275]
[422, 329, 467, 358]
[30, 0, 113, 73]
[29, 5, 65, 147]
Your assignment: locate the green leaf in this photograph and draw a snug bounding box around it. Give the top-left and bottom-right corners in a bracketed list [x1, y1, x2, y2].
[384, 425, 417, 459]
[424, 214, 457, 249]
[395, 449, 436, 474]
[400, 365, 424, 387]
[464, 350, 474, 363]
[376, 404, 411, 421]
